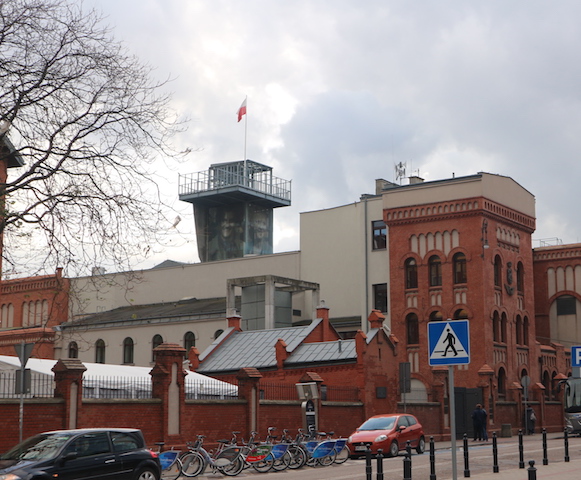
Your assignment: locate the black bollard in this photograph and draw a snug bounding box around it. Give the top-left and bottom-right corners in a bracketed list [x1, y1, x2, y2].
[429, 436, 437, 480]
[406, 439, 412, 457]
[492, 431, 499, 473]
[463, 434, 470, 478]
[403, 447, 412, 480]
[518, 429, 525, 468]
[376, 449, 384, 480]
[542, 428, 548, 465]
[527, 460, 537, 480]
[365, 444, 373, 480]
[564, 427, 570, 462]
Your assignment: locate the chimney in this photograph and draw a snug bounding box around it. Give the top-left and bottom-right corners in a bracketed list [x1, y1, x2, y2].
[316, 300, 329, 323]
[227, 315, 242, 331]
[368, 309, 386, 329]
[409, 175, 424, 185]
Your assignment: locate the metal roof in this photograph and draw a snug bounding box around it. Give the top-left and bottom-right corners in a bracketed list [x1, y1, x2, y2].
[198, 319, 358, 373]
[61, 297, 237, 330]
[284, 339, 356, 365]
[197, 319, 322, 373]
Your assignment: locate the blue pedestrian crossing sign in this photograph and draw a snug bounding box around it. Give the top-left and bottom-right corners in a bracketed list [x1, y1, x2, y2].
[572, 346, 581, 368]
[428, 320, 470, 366]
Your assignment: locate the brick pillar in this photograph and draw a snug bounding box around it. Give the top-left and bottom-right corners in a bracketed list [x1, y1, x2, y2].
[236, 367, 262, 438]
[150, 343, 187, 444]
[52, 359, 86, 430]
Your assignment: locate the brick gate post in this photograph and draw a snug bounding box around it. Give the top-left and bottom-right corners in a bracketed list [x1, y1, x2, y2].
[52, 359, 87, 430]
[150, 343, 187, 445]
[236, 367, 262, 438]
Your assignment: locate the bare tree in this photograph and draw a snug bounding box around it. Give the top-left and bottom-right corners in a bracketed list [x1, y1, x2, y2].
[0, 0, 187, 278]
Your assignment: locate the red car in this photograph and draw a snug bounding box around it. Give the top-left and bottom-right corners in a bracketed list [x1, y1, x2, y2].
[347, 413, 425, 458]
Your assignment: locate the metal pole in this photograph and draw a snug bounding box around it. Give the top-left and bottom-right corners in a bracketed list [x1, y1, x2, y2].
[376, 449, 384, 480]
[527, 460, 537, 480]
[19, 361, 25, 443]
[542, 429, 548, 465]
[403, 447, 412, 480]
[518, 429, 524, 468]
[463, 434, 470, 477]
[429, 436, 437, 480]
[449, 365, 458, 480]
[564, 428, 570, 462]
[365, 444, 372, 480]
[492, 431, 499, 473]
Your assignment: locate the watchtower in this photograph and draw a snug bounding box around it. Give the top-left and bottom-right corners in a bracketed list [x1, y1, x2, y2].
[178, 160, 291, 262]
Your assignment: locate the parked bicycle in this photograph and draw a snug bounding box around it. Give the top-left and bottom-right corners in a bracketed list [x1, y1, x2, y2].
[154, 442, 182, 480]
[179, 433, 244, 477]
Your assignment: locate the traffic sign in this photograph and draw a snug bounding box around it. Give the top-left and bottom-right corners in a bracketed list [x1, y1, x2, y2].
[572, 346, 581, 368]
[428, 320, 470, 366]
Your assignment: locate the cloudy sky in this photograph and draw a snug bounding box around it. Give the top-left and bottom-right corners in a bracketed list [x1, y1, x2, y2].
[85, 0, 581, 268]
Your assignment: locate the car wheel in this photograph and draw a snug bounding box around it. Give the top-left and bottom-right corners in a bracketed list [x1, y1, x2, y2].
[416, 436, 426, 454]
[136, 467, 159, 480]
[389, 440, 399, 458]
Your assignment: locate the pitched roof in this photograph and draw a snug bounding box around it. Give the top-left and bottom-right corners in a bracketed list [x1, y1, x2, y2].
[198, 318, 357, 373]
[62, 297, 238, 330]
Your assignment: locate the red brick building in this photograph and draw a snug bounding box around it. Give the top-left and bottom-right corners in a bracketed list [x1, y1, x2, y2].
[0, 268, 70, 358]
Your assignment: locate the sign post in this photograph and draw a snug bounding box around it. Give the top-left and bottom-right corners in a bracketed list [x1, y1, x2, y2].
[14, 342, 35, 443]
[428, 320, 470, 480]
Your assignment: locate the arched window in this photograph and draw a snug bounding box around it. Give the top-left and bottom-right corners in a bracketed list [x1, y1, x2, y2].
[454, 309, 468, 320]
[214, 329, 224, 340]
[123, 337, 134, 364]
[542, 371, 551, 399]
[405, 258, 418, 289]
[498, 367, 507, 397]
[428, 256, 442, 287]
[95, 339, 106, 364]
[523, 316, 529, 345]
[184, 331, 196, 352]
[453, 252, 467, 284]
[500, 313, 507, 343]
[516, 262, 524, 293]
[515, 315, 523, 345]
[406, 313, 419, 344]
[152, 334, 163, 362]
[494, 256, 502, 287]
[68, 341, 78, 359]
[492, 311, 500, 342]
[429, 311, 443, 322]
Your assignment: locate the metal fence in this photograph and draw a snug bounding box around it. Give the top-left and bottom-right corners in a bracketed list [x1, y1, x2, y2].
[0, 371, 54, 398]
[259, 383, 360, 402]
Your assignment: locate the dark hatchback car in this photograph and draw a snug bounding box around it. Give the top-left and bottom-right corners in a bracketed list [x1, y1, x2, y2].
[0, 428, 161, 480]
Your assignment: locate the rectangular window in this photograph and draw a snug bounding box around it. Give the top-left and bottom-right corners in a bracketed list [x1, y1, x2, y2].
[373, 283, 388, 312]
[557, 296, 576, 316]
[372, 220, 387, 250]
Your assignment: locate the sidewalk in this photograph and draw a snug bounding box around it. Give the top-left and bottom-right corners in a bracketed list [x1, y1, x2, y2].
[430, 432, 581, 480]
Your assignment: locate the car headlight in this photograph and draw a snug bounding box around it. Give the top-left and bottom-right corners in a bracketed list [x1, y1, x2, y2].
[0, 474, 21, 480]
[374, 434, 388, 443]
[348, 436, 353, 442]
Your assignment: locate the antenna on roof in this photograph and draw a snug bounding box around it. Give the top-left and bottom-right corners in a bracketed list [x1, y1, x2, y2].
[395, 162, 406, 184]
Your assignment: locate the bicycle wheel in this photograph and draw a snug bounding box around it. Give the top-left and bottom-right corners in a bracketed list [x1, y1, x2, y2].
[334, 445, 350, 464]
[287, 445, 307, 469]
[217, 455, 245, 476]
[252, 456, 274, 473]
[180, 451, 205, 477]
[159, 452, 182, 480]
[272, 450, 291, 471]
[318, 449, 336, 467]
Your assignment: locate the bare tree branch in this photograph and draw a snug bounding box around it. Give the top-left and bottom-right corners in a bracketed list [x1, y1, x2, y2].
[0, 0, 188, 277]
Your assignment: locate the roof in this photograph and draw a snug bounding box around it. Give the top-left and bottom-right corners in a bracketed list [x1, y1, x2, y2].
[284, 339, 356, 365]
[63, 296, 238, 330]
[198, 318, 357, 373]
[0, 355, 236, 396]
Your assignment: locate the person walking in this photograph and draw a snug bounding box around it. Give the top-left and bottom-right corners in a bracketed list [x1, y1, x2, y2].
[471, 404, 487, 441]
[526, 407, 536, 434]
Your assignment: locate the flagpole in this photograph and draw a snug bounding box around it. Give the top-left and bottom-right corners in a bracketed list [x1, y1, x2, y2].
[244, 97, 248, 160]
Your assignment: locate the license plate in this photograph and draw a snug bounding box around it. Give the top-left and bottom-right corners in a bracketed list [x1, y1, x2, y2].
[355, 445, 367, 451]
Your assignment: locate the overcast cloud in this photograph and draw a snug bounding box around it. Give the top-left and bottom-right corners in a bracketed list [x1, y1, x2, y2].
[84, 0, 581, 268]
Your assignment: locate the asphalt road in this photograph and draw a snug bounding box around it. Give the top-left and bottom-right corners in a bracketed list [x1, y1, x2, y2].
[184, 433, 581, 479]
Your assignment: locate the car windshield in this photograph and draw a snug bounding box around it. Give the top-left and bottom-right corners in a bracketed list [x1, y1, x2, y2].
[359, 417, 397, 431]
[0, 433, 73, 462]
